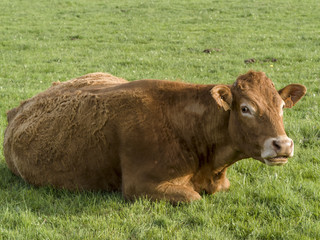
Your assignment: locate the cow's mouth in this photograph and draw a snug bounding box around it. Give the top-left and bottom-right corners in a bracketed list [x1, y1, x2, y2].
[264, 156, 288, 166]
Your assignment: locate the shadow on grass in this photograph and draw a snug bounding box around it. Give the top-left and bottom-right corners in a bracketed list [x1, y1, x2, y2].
[0, 163, 129, 216]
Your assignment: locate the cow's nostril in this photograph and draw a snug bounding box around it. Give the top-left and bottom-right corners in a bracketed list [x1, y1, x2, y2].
[272, 140, 281, 151]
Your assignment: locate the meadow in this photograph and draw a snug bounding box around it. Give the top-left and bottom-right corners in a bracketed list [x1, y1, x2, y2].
[0, 0, 319, 239]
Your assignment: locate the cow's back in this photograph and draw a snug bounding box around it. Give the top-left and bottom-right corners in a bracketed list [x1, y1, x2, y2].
[4, 73, 128, 190]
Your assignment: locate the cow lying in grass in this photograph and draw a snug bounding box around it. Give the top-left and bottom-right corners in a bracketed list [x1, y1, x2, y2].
[3, 71, 306, 203]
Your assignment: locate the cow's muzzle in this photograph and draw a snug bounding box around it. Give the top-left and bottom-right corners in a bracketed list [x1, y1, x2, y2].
[261, 136, 294, 166]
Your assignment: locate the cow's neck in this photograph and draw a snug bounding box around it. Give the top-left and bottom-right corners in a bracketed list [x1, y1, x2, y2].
[164, 84, 246, 166]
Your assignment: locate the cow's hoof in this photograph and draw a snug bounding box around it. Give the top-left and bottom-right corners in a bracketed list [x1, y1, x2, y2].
[219, 177, 230, 191]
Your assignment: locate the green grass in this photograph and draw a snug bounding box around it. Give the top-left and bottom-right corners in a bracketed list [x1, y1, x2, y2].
[1, 0, 319, 239]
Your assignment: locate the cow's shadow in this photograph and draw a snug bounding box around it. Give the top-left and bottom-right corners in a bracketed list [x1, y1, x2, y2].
[0, 162, 133, 216]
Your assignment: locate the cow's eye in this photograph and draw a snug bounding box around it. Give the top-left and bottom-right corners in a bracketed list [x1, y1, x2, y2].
[241, 106, 251, 114]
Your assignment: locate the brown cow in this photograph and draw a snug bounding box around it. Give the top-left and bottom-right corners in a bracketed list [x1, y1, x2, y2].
[3, 71, 306, 203]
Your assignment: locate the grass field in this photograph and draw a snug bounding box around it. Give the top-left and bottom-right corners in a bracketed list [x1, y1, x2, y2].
[1, 0, 319, 239]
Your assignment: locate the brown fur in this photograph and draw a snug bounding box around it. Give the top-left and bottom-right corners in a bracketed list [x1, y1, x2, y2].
[3, 71, 306, 203]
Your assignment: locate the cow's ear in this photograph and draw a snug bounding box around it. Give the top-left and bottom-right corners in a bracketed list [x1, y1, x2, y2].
[210, 85, 233, 111]
[278, 84, 307, 108]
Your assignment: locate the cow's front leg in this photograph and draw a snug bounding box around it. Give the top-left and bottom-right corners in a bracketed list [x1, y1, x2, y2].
[192, 168, 230, 194]
[212, 168, 230, 192]
[155, 182, 202, 203]
[122, 181, 201, 204]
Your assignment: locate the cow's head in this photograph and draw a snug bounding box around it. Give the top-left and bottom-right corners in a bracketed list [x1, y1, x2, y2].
[211, 71, 306, 166]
